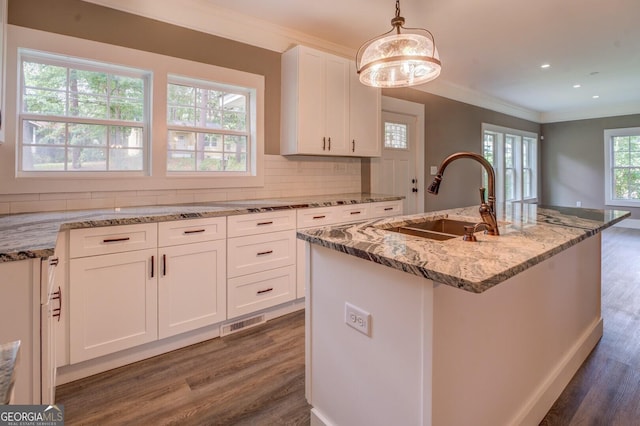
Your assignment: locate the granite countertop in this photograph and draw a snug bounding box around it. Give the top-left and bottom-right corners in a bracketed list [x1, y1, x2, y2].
[297, 203, 630, 293]
[0, 341, 20, 404]
[0, 193, 401, 262]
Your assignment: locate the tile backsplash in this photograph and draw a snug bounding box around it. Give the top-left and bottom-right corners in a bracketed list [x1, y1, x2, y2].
[0, 155, 362, 214]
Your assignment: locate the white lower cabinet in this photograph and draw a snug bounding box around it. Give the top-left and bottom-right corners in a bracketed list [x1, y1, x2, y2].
[227, 211, 297, 319]
[69, 248, 157, 363]
[228, 265, 296, 318]
[158, 240, 226, 339]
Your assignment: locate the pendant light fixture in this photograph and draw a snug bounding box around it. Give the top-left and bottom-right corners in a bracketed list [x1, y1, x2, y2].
[356, 0, 441, 88]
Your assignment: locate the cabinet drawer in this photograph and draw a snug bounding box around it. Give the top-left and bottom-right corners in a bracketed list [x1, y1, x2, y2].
[338, 204, 370, 223]
[69, 223, 157, 258]
[227, 265, 296, 318]
[296, 206, 342, 229]
[370, 200, 403, 218]
[227, 210, 296, 237]
[158, 217, 226, 247]
[228, 230, 295, 278]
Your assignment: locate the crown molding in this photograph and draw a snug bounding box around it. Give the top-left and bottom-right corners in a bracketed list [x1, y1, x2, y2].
[81, 0, 353, 57]
[540, 101, 640, 123]
[412, 79, 543, 123]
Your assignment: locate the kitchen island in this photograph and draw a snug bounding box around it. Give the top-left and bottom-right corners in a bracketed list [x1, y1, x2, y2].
[298, 203, 629, 426]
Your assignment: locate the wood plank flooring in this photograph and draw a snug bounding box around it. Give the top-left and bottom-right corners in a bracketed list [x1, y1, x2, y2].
[540, 226, 640, 425]
[57, 226, 640, 425]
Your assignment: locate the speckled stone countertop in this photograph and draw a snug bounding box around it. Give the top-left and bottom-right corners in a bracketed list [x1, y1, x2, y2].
[0, 193, 401, 263]
[297, 203, 630, 293]
[0, 341, 19, 404]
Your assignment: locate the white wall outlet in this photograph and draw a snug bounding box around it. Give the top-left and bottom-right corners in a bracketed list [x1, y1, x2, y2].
[345, 302, 371, 337]
[576, 201, 582, 207]
[430, 166, 438, 175]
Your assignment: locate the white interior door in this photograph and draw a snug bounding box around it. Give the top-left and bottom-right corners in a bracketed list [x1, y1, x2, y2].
[371, 97, 425, 215]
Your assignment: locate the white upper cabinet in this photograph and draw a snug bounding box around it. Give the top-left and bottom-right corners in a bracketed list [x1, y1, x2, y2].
[349, 61, 381, 157]
[281, 45, 380, 157]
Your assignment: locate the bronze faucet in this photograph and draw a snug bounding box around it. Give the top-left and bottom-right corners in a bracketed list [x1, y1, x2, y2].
[427, 151, 500, 236]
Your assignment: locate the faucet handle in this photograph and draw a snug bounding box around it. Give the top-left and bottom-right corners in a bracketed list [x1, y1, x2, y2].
[479, 187, 487, 204]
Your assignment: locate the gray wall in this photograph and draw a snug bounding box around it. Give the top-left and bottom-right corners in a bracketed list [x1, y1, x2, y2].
[380, 88, 541, 212]
[541, 114, 640, 219]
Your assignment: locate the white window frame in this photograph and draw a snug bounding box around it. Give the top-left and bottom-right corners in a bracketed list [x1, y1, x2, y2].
[18, 49, 151, 177]
[482, 123, 538, 203]
[604, 127, 640, 207]
[1, 25, 264, 195]
[166, 74, 256, 176]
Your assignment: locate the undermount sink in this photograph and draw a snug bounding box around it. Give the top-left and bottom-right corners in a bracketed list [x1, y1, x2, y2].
[387, 218, 477, 241]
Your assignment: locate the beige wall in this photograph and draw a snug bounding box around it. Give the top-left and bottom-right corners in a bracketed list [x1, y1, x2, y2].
[380, 89, 541, 212]
[541, 115, 640, 219]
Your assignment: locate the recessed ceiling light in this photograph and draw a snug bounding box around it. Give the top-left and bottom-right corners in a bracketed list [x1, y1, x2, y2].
[573, 84, 581, 88]
[592, 95, 600, 99]
[540, 64, 551, 69]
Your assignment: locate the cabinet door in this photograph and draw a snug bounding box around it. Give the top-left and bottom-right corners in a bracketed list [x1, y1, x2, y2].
[298, 48, 327, 154]
[324, 55, 350, 155]
[349, 62, 381, 157]
[69, 249, 157, 363]
[158, 240, 226, 339]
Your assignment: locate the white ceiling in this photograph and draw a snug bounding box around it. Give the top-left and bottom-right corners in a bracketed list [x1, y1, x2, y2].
[84, 0, 640, 123]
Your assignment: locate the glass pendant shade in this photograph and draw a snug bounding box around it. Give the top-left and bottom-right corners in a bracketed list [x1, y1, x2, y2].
[356, 1, 441, 88]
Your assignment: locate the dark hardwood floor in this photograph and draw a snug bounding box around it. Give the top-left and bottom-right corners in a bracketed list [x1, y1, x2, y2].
[541, 226, 640, 425]
[57, 226, 640, 425]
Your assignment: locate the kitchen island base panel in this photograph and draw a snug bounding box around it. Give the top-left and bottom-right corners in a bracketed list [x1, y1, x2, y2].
[306, 233, 602, 426]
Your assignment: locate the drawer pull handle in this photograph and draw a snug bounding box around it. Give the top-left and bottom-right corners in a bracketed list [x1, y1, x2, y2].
[312, 215, 326, 219]
[163, 254, 167, 276]
[52, 286, 62, 322]
[257, 250, 273, 256]
[103, 237, 130, 243]
[350, 211, 362, 215]
[257, 221, 273, 226]
[384, 207, 394, 211]
[151, 255, 155, 278]
[183, 229, 206, 234]
[257, 287, 274, 295]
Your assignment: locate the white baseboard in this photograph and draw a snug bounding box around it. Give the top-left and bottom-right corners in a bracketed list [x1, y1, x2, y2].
[310, 408, 335, 426]
[510, 318, 603, 426]
[614, 218, 640, 229]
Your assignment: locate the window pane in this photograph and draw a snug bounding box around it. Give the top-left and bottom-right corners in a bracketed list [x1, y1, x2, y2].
[505, 138, 514, 168]
[69, 147, 107, 170]
[168, 131, 196, 151]
[505, 169, 515, 200]
[24, 88, 66, 115]
[197, 152, 223, 171]
[224, 135, 247, 154]
[23, 120, 66, 145]
[167, 151, 196, 171]
[72, 93, 108, 119]
[613, 136, 629, 151]
[523, 168, 531, 198]
[384, 122, 408, 149]
[202, 133, 222, 151]
[23, 62, 67, 90]
[69, 123, 107, 146]
[22, 146, 66, 171]
[614, 151, 630, 167]
[110, 148, 143, 171]
[224, 153, 247, 171]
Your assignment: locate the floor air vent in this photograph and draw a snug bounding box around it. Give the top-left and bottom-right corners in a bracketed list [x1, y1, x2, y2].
[221, 314, 266, 336]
